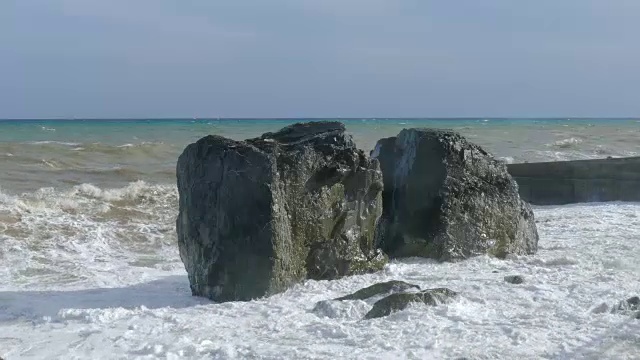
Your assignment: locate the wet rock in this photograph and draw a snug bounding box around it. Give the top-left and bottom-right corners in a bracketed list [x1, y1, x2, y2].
[311, 298, 371, 319]
[591, 302, 610, 314]
[373, 128, 539, 260]
[612, 296, 640, 314]
[335, 280, 421, 301]
[364, 288, 458, 319]
[177, 121, 387, 302]
[595, 296, 640, 318]
[504, 275, 525, 284]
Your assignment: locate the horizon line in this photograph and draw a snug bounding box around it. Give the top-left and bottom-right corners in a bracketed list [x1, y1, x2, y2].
[1, 116, 639, 121]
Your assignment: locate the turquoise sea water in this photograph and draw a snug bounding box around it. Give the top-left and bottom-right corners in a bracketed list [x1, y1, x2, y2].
[1, 117, 638, 143]
[1, 118, 639, 193]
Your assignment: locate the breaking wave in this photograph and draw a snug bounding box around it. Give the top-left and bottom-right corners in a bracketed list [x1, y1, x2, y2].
[4, 140, 177, 156]
[0, 181, 181, 290]
[551, 137, 583, 149]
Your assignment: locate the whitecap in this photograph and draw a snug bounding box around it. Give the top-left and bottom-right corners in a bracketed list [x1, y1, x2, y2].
[26, 141, 81, 146]
[498, 156, 515, 164]
[551, 137, 583, 148]
[1, 197, 639, 359]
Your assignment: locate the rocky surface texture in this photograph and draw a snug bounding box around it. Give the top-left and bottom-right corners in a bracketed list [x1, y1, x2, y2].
[313, 280, 457, 320]
[334, 280, 420, 301]
[504, 275, 525, 284]
[373, 128, 539, 261]
[176, 121, 387, 302]
[592, 296, 640, 319]
[364, 288, 458, 319]
[612, 296, 639, 318]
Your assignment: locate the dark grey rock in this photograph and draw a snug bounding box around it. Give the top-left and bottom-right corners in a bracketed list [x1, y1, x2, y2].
[364, 288, 458, 319]
[334, 280, 421, 301]
[612, 296, 640, 314]
[373, 128, 539, 260]
[176, 121, 387, 302]
[504, 275, 525, 284]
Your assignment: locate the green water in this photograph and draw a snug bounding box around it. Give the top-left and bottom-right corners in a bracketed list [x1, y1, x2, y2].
[1, 118, 639, 193]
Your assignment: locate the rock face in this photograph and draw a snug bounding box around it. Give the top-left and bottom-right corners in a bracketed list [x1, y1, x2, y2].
[374, 128, 539, 260]
[504, 275, 525, 284]
[364, 288, 458, 319]
[176, 121, 387, 302]
[334, 280, 420, 301]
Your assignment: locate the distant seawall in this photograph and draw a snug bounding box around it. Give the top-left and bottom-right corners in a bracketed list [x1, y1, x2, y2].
[507, 157, 640, 205]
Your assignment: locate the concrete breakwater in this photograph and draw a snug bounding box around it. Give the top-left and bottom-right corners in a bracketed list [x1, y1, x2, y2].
[507, 157, 640, 205]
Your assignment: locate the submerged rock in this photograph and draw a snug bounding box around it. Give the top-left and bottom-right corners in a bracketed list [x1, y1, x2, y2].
[334, 280, 421, 301]
[312, 280, 421, 319]
[593, 296, 639, 319]
[176, 121, 387, 302]
[504, 275, 525, 284]
[612, 296, 640, 314]
[374, 128, 539, 260]
[364, 288, 458, 319]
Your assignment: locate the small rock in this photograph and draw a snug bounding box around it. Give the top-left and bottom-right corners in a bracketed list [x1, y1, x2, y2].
[612, 296, 639, 313]
[335, 280, 421, 301]
[634, 311, 640, 320]
[364, 288, 458, 319]
[504, 275, 525, 284]
[625, 296, 639, 310]
[591, 302, 609, 314]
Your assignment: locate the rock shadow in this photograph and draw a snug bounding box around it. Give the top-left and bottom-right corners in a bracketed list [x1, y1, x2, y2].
[0, 275, 210, 322]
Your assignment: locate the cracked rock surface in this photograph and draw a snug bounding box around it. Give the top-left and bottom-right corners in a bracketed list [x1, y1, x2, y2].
[176, 121, 387, 302]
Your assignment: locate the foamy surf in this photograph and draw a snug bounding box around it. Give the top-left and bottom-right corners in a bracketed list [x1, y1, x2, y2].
[551, 137, 583, 148]
[0, 181, 180, 292]
[1, 200, 639, 359]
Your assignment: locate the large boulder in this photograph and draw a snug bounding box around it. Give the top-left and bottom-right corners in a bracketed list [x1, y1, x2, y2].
[176, 121, 387, 302]
[373, 128, 538, 260]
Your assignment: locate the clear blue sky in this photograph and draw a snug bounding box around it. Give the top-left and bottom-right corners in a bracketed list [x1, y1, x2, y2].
[2, 0, 639, 118]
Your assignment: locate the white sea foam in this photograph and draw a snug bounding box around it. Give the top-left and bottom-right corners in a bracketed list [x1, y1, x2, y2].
[1, 201, 639, 359]
[26, 140, 80, 146]
[551, 137, 583, 148]
[498, 156, 515, 164]
[0, 182, 180, 293]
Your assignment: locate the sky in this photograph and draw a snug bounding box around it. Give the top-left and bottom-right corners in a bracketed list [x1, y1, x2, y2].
[1, 0, 640, 118]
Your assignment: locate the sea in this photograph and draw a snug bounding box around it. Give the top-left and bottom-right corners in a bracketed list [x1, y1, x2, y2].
[0, 118, 639, 359]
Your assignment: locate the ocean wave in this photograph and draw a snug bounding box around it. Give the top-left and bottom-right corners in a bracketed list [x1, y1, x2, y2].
[19, 140, 174, 152]
[550, 137, 583, 149]
[2, 142, 178, 172]
[25, 140, 81, 146]
[69, 181, 176, 203]
[498, 156, 515, 164]
[0, 181, 180, 289]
